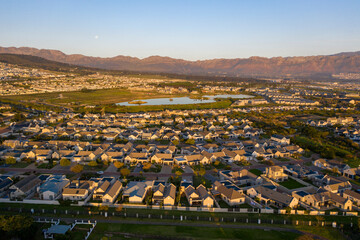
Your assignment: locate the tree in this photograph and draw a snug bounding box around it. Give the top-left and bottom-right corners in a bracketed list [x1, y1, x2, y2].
[12, 113, 26, 122]
[120, 168, 130, 178]
[70, 164, 84, 173]
[142, 162, 152, 170]
[98, 205, 109, 211]
[0, 215, 33, 232]
[172, 140, 179, 145]
[115, 204, 123, 212]
[222, 134, 229, 139]
[60, 158, 71, 167]
[5, 157, 16, 165]
[88, 161, 98, 167]
[185, 139, 195, 145]
[199, 168, 206, 177]
[114, 161, 124, 169]
[175, 170, 183, 177]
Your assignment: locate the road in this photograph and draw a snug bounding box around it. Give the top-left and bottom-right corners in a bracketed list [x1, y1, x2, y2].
[35, 216, 328, 240]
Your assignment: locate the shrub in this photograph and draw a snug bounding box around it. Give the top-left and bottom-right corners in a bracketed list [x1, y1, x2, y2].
[70, 164, 84, 173]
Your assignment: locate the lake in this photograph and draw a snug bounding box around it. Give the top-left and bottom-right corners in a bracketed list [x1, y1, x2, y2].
[117, 94, 253, 106]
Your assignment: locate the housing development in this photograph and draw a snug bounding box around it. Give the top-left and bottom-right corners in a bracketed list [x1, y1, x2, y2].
[0, 57, 360, 239]
[3, 0, 360, 236]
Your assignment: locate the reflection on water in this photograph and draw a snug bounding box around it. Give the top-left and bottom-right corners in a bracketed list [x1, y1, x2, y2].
[117, 94, 253, 106]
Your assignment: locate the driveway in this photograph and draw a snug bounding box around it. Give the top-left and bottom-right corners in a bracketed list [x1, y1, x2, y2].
[25, 163, 37, 170]
[52, 164, 71, 171]
[105, 163, 118, 173]
[160, 165, 172, 174]
[183, 165, 194, 174]
[133, 165, 143, 173]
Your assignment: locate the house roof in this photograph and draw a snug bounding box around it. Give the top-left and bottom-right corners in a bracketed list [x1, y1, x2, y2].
[255, 186, 294, 205]
[104, 180, 122, 198]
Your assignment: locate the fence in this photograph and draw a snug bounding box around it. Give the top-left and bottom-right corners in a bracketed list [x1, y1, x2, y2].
[0, 198, 358, 217]
[1, 205, 357, 229]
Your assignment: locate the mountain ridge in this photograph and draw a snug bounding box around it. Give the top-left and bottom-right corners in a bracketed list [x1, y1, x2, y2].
[1, 46, 360, 77]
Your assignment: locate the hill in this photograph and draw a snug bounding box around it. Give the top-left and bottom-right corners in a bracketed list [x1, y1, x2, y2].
[1, 47, 360, 78]
[0, 53, 97, 74]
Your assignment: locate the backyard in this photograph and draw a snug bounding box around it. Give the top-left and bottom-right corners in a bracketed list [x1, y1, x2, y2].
[278, 178, 306, 189]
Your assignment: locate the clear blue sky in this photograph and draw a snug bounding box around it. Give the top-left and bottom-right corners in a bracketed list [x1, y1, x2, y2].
[1, 0, 360, 60]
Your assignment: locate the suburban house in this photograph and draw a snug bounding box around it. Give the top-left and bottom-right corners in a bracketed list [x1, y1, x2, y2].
[102, 180, 122, 203]
[342, 189, 360, 206]
[38, 175, 70, 200]
[0, 176, 13, 192]
[343, 167, 360, 179]
[219, 170, 263, 186]
[270, 135, 290, 145]
[323, 181, 352, 194]
[184, 184, 214, 207]
[122, 181, 154, 203]
[62, 180, 95, 201]
[303, 191, 352, 211]
[152, 182, 176, 206]
[93, 181, 111, 200]
[9, 175, 42, 199]
[151, 153, 174, 165]
[265, 166, 288, 182]
[248, 186, 298, 208]
[213, 181, 245, 206]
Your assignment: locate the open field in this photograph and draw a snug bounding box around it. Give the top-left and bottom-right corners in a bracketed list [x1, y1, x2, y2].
[0, 88, 235, 113]
[89, 223, 302, 240]
[0, 88, 178, 106]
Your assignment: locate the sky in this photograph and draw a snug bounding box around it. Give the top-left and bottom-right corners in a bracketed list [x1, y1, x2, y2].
[1, 0, 360, 60]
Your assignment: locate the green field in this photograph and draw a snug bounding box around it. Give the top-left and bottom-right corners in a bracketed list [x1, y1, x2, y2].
[0, 88, 176, 105]
[0, 88, 234, 113]
[89, 223, 302, 240]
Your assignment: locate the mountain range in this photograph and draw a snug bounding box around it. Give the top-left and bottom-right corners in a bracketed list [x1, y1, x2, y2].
[1, 46, 360, 78]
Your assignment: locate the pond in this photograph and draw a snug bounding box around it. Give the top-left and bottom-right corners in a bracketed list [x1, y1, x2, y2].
[117, 94, 253, 106]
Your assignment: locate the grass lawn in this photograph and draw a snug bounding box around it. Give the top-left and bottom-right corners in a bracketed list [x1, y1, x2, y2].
[295, 225, 346, 240]
[278, 178, 306, 189]
[179, 195, 190, 207]
[172, 166, 184, 173]
[249, 169, 263, 176]
[238, 203, 253, 208]
[349, 179, 360, 186]
[66, 173, 76, 179]
[67, 224, 93, 240]
[193, 175, 212, 188]
[212, 161, 231, 170]
[218, 199, 231, 208]
[10, 162, 31, 168]
[84, 164, 108, 171]
[37, 163, 55, 169]
[277, 157, 290, 162]
[89, 223, 302, 240]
